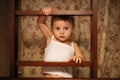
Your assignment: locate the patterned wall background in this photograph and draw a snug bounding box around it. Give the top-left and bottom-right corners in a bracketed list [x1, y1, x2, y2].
[18, 0, 120, 78]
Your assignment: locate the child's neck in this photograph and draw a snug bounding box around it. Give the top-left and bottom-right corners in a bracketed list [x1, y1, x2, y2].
[54, 38, 71, 45]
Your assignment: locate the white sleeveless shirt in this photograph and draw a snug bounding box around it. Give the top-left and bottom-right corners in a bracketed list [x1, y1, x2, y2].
[42, 36, 74, 78]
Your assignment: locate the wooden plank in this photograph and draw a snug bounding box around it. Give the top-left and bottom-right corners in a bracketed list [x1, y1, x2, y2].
[15, 10, 93, 16]
[91, 0, 98, 78]
[9, 0, 15, 77]
[0, 77, 119, 80]
[16, 61, 92, 67]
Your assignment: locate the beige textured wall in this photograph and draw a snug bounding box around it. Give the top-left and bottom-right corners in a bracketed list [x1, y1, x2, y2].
[98, 0, 120, 78]
[18, 0, 120, 78]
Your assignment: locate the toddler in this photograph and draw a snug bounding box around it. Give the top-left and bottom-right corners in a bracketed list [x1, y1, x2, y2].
[37, 7, 83, 78]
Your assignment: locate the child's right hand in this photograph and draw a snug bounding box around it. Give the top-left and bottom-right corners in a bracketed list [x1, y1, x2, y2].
[42, 7, 58, 15]
[42, 7, 52, 15]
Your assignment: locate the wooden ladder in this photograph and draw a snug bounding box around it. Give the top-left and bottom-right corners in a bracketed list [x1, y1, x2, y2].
[9, 0, 98, 79]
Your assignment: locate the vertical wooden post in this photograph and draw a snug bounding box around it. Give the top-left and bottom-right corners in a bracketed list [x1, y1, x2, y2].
[9, 0, 15, 77]
[91, 0, 98, 78]
[9, 0, 19, 77]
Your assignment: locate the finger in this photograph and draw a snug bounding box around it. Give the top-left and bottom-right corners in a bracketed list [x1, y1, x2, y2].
[42, 8, 49, 15]
[73, 56, 76, 61]
[48, 8, 52, 14]
[45, 7, 51, 13]
[75, 58, 79, 63]
[78, 58, 82, 63]
[76, 57, 82, 63]
[42, 9, 47, 15]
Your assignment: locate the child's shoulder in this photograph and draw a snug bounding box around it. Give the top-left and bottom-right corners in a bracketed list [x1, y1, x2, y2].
[72, 42, 79, 47]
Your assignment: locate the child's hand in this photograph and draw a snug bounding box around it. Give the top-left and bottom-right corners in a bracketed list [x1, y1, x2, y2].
[42, 7, 52, 15]
[70, 42, 84, 63]
[42, 7, 58, 15]
[69, 55, 83, 63]
[73, 55, 83, 63]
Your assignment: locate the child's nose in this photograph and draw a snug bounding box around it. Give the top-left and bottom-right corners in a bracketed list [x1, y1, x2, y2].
[60, 29, 64, 34]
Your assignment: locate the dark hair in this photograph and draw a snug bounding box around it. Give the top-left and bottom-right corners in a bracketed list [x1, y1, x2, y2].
[51, 15, 74, 28]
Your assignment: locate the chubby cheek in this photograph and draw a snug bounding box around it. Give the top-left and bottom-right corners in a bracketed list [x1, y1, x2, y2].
[67, 32, 72, 38]
[52, 29, 59, 37]
[62, 31, 72, 40]
[52, 29, 56, 34]
[67, 29, 73, 35]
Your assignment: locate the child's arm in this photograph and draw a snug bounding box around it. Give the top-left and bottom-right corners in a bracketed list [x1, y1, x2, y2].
[37, 7, 53, 43]
[71, 42, 83, 63]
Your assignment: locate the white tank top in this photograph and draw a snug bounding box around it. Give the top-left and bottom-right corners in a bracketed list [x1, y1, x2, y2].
[44, 36, 74, 62]
[42, 36, 74, 78]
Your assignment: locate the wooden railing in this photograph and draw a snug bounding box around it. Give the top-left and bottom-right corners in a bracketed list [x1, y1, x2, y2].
[16, 10, 93, 16]
[16, 61, 92, 67]
[0, 77, 119, 80]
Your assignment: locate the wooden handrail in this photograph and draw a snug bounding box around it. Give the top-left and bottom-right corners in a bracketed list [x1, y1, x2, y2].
[16, 61, 92, 67]
[16, 78, 120, 80]
[0, 77, 119, 80]
[15, 10, 93, 16]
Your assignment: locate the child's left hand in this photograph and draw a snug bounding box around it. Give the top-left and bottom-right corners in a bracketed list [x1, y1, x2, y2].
[70, 55, 83, 63]
[69, 42, 83, 63]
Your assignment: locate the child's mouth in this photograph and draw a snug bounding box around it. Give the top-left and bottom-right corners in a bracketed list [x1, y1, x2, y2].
[60, 36, 65, 38]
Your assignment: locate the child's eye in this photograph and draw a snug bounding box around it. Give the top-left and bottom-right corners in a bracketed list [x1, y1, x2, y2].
[64, 27, 68, 30]
[56, 27, 60, 30]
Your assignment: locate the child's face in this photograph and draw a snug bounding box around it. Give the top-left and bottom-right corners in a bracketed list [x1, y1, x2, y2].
[52, 20, 73, 42]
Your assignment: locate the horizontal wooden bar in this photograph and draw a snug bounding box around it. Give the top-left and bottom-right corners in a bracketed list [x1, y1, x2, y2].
[16, 10, 93, 16]
[16, 61, 92, 67]
[0, 77, 119, 80]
